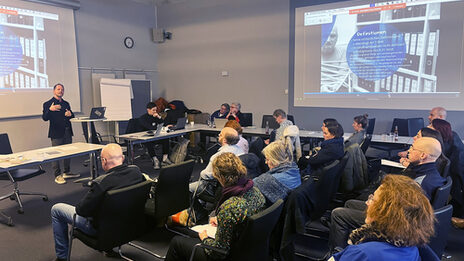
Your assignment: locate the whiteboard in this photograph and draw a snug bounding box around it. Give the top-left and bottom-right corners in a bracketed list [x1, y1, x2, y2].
[92, 73, 116, 107]
[100, 78, 132, 121]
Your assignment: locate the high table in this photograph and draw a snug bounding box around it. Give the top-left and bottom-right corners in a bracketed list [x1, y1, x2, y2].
[0, 142, 105, 216]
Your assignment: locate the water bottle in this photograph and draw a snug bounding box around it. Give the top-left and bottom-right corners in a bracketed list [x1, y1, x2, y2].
[265, 121, 270, 135]
[394, 125, 399, 142]
[207, 118, 212, 127]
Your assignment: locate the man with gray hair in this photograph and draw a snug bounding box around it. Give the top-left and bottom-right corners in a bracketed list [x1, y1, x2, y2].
[51, 144, 146, 261]
[428, 106, 447, 126]
[210, 103, 230, 122]
[189, 127, 244, 192]
[227, 102, 245, 124]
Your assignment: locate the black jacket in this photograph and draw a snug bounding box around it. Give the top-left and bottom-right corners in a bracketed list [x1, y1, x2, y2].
[308, 137, 344, 169]
[138, 113, 163, 131]
[42, 97, 74, 138]
[76, 165, 145, 226]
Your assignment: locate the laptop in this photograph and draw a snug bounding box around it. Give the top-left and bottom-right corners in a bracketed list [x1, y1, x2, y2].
[168, 117, 187, 131]
[78, 107, 107, 120]
[146, 123, 164, 136]
[214, 118, 229, 129]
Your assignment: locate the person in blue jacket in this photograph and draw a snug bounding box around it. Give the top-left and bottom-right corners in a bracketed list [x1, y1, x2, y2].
[330, 174, 436, 261]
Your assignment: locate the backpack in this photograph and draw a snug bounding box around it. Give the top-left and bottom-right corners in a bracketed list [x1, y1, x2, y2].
[169, 137, 190, 164]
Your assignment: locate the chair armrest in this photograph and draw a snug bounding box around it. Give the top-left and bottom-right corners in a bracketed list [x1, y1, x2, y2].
[189, 243, 228, 261]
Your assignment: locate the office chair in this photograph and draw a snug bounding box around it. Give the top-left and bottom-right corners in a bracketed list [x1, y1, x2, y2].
[0, 133, 47, 214]
[241, 112, 253, 127]
[189, 199, 284, 261]
[407, 117, 424, 137]
[262, 115, 279, 129]
[366, 118, 375, 136]
[288, 115, 295, 125]
[67, 180, 152, 260]
[131, 160, 194, 259]
[428, 204, 453, 258]
[431, 176, 452, 209]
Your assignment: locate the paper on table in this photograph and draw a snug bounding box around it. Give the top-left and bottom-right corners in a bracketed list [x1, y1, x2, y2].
[381, 159, 406, 169]
[191, 224, 217, 239]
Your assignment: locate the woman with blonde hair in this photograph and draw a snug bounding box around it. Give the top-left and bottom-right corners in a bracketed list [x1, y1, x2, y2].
[166, 153, 265, 261]
[253, 139, 301, 204]
[330, 174, 436, 261]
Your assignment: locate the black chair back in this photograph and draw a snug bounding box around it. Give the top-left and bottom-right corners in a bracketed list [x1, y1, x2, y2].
[429, 204, 453, 257]
[0, 133, 13, 154]
[229, 199, 284, 260]
[262, 115, 279, 129]
[288, 115, 295, 125]
[153, 160, 194, 218]
[239, 153, 262, 179]
[437, 155, 451, 178]
[241, 113, 253, 127]
[311, 154, 348, 220]
[125, 118, 142, 134]
[360, 135, 372, 154]
[418, 244, 440, 261]
[431, 176, 452, 209]
[407, 117, 424, 136]
[366, 118, 375, 135]
[390, 118, 409, 136]
[78, 180, 152, 251]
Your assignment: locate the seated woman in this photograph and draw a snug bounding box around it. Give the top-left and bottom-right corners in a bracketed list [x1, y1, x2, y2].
[298, 120, 345, 173]
[330, 174, 435, 261]
[165, 152, 265, 261]
[345, 114, 368, 147]
[224, 120, 249, 153]
[431, 119, 464, 158]
[253, 140, 301, 204]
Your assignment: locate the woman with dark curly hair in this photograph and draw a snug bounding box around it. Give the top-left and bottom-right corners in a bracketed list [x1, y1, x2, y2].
[166, 153, 265, 261]
[330, 174, 436, 261]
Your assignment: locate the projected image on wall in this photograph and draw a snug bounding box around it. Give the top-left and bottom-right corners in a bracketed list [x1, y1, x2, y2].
[0, 1, 80, 118]
[0, 6, 58, 89]
[294, 0, 464, 110]
[313, 2, 442, 94]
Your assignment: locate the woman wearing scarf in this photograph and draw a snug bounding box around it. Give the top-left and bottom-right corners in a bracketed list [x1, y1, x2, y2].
[166, 152, 265, 261]
[330, 174, 435, 261]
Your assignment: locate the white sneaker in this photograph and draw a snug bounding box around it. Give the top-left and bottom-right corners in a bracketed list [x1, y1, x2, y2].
[153, 157, 160, 170]
[62, 172, 81, 179]
[54, 175, 66, 184]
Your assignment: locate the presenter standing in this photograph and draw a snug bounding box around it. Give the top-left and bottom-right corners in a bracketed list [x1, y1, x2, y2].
[42, 83, 80, 184]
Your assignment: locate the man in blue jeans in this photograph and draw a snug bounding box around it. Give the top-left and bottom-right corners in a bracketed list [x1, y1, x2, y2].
[51, 144, 146, 261]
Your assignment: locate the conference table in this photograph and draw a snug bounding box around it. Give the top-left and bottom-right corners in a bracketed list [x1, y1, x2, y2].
[117, 124, 413, 164]
[0, 142, 105, 217]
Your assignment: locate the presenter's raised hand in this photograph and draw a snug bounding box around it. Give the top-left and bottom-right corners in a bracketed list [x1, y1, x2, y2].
[50, 102, 61, 111]
[65, 109, 72, 117]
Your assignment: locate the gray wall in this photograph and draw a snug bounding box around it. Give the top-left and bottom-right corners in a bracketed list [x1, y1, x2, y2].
[0, 0, 158, 151]
[288, 0, 464, 136]
[157, 0, 290, 125]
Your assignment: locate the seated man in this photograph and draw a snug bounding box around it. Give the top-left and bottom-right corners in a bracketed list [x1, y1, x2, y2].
[210, 103, 230, 122]
[328, 137, 446, 251]
[265, 109, 294, 144]
[226, 102, 245, 124]
[189, 127, 244, 193]
[138, 102, 165, 169]
[51, 144, 146, 261]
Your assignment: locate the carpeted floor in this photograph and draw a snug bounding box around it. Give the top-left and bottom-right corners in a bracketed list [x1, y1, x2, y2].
[1, 152, 463, 261]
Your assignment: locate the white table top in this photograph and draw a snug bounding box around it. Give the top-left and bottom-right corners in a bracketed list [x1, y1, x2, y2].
[116, 124, 413, 145]
[0, 142, 104, 170]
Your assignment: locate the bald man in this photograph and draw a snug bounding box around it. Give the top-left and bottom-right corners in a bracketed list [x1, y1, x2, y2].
[328, 137, 446, 251]
[428, 106, 447, 126]
[51, 144, 145, 261]
[190, 127, 244, 192]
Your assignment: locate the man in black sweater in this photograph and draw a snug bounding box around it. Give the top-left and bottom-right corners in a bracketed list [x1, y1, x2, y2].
[51, 144, 146, 261]
[138, 102, 165, 168]
[42, 83, 79, 184]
